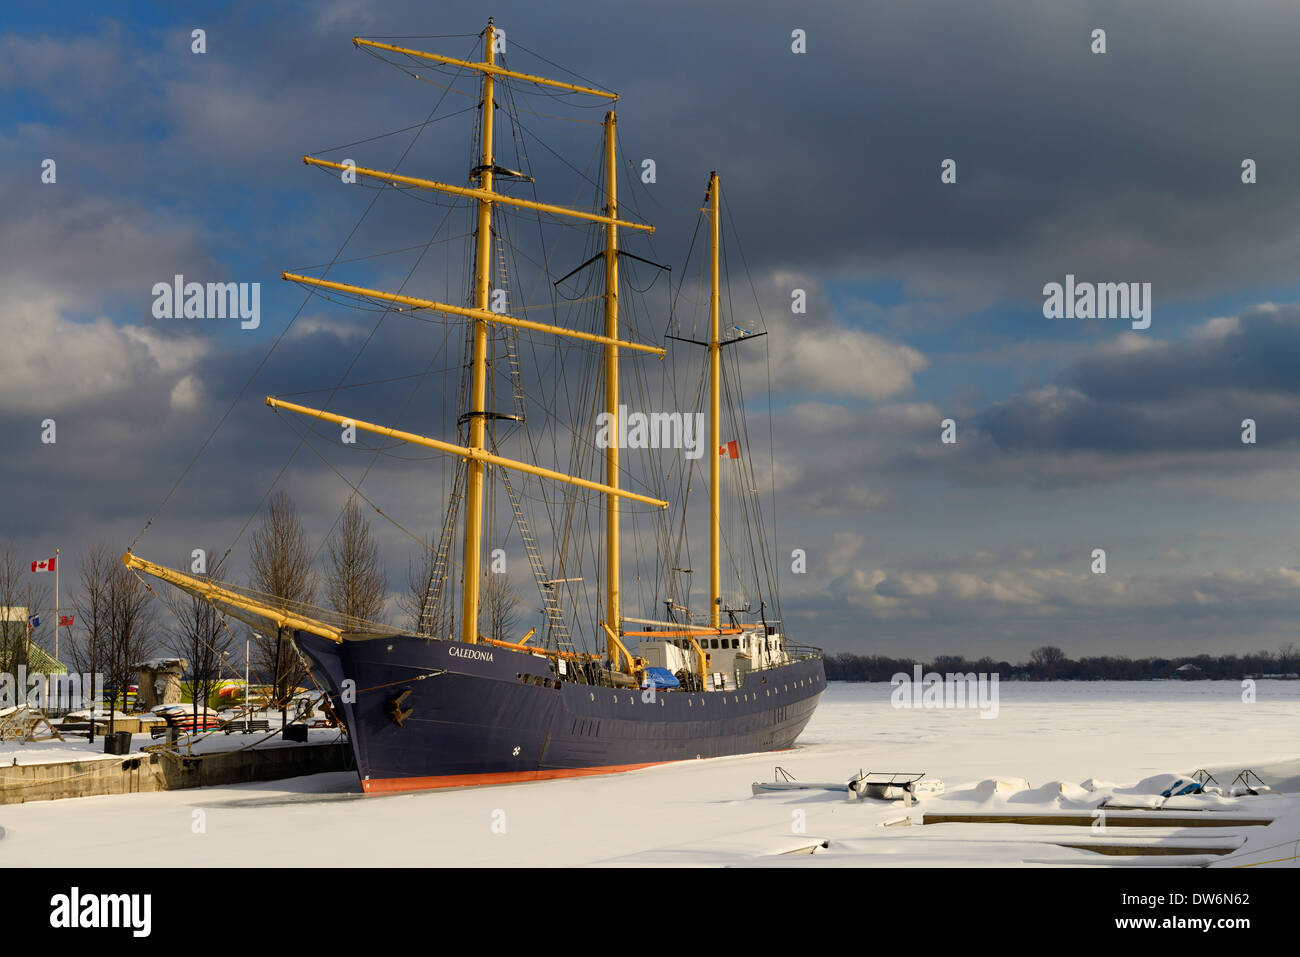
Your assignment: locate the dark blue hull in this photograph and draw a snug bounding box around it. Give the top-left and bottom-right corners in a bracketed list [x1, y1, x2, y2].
[295, 631, 825, 792]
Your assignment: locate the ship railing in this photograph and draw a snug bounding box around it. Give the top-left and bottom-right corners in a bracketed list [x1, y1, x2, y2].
[784, 644, 823, 661]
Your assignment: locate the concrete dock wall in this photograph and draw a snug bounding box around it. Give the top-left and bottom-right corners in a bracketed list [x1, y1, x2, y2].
[0, 743, 352, 805]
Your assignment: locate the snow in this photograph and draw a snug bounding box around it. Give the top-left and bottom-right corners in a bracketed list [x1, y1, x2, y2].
[135, 658, 186, 670]
[0, 718, 340, 766]
[0, 680, 1296, 866]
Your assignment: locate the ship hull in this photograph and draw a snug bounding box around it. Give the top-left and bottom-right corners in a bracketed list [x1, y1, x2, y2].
[295, 631, 825, 792]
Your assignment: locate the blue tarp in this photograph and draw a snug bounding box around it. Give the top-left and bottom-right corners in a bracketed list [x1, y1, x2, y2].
[642, 667, 680, 689]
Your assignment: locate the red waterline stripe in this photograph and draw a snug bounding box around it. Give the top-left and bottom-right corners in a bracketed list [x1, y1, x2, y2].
[360, 761, 672, 793]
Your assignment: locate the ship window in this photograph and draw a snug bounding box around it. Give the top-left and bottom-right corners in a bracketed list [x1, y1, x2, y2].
[710, 639, 719, 649]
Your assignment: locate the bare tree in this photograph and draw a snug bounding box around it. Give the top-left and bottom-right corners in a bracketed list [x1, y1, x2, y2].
[398, 538, 438, 636]
[1278, 642, 1299, 674]
[0, 545, 51, 676]
[102, 562, 157, 729]
[0, 546, 30, 676]
[325, 497, 387, 626]
[1030, 645, 1067, 680]
[482, 574, 521, 643]
[165, 550, 233, 731]
[249, 490, 316, 716]
[66, 545, 116, 737]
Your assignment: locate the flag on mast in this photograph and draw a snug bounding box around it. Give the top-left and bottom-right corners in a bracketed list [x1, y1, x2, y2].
[718, 440, 739, 459]
[31, 556, 56, 573]
[60, 615, 74, 627]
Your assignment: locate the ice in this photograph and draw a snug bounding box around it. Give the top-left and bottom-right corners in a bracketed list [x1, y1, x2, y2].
[0, 679, 1296, 866]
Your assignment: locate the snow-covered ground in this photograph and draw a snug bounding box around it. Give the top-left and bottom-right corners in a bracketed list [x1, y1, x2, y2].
[0, 723, 341, 766]
[1, 680, 1296, 867]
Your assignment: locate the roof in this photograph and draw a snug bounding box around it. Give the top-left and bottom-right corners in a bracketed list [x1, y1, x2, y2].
[25, 641, 68, 675]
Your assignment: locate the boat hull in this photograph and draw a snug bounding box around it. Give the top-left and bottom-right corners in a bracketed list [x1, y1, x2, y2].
[295, 631, 825, 792]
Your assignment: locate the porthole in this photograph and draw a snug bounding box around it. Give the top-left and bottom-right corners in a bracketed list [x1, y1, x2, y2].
[590, 692, 595, 701]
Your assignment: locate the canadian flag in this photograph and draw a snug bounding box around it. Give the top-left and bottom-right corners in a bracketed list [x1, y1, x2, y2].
[31, 556, 56, 573]
[718, 440, 739, 459]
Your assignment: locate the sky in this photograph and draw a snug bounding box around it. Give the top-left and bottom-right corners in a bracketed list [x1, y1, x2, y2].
[5, 0, 1300, 661]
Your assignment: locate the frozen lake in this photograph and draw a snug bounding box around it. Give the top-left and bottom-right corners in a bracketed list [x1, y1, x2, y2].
[2, 680, 1297, 866]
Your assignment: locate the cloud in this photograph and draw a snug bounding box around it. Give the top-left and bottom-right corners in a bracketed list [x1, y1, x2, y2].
[719, 274, 928, 398]
[979, 304, 1300, 460]
[12, 3, 1300, 662]
[0, 305, 209, 413]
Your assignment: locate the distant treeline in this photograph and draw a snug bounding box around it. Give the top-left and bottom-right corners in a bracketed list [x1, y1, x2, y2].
[824, 644, 1300, 682]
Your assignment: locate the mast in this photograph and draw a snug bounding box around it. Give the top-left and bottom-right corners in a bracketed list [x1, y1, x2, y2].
[126, 25, 673, 657]
[708, 172, 721, 628]
[462, 19, 497, 645]
[603, 111, 621, 648]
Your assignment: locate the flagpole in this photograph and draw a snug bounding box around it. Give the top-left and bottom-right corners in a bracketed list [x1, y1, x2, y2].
[54, 547, 60, 663]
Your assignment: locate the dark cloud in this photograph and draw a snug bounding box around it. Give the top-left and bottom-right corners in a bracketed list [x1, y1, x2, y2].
[982, 305, 1300, 454]
[10, 2, 1300, 658]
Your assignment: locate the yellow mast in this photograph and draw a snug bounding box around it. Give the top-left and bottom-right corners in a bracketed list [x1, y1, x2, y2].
[122, 551, 345, 642]
[280, 273, 662, 355]
[126, 24, 670, 659]
[603, 111, 621, 652]
[352, 38, 619, 99]
[300, 159, 649, 232]
[461, 19, 496, 645]
[264, 397, 667, 507]
[708, 172, 721, 629]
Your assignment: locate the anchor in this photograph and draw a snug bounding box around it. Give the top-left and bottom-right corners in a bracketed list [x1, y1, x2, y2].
[386, 689, 413, 727]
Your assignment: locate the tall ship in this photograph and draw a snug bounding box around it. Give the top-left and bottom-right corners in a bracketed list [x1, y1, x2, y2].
[123, 21, 824, 792]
